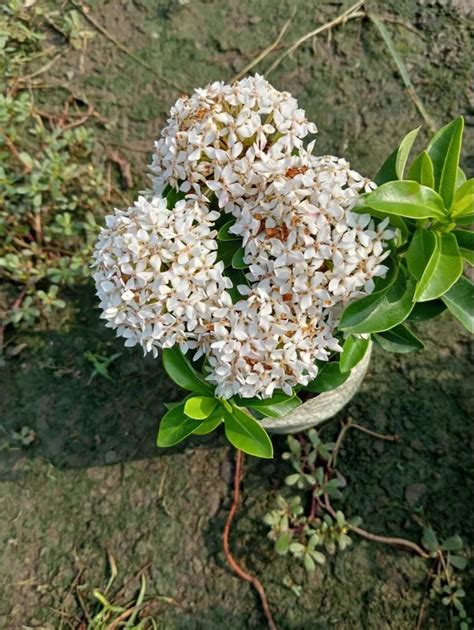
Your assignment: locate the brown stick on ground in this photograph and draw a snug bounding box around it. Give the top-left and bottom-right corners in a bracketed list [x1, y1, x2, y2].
[223, 450, 277, 630]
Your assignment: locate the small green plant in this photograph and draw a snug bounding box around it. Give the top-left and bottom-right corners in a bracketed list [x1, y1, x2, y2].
[421, 527, 471, 629]
[85, 350, 122, 383]
[264, 430, 360, 574]
[0, 2, 116, 335]
[264, 429, 469, 628]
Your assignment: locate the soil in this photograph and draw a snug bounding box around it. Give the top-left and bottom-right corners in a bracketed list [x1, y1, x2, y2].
[1, 0, 473, 628]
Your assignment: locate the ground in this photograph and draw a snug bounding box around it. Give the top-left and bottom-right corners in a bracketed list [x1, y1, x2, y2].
[0, 0, 473, 628]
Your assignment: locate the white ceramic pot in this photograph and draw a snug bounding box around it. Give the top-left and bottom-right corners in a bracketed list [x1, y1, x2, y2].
[261, 344, 372, 434]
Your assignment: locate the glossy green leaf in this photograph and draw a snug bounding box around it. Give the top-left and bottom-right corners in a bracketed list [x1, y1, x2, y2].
[427, 116, 464, 209]
[365, 181, 446, 220]
[162, 346, 213, 395]
[339, 267, 416, 334]
[339, 335, 370, 373]
[413, 232, 463, 302]
[441, 275, 474, 333]
[374, 324, 424, 353]
[456, 167, 467, 188]
[157, 403, 201, 447]
[224, 407, 273, 458]
[453, 230, 474, 265]
[235, 394, 302, 418]
[232, 247, 247, 269]
[218, 220, 240, 241]
[460, 249, 474, 265]
[192, 410, 223, 435]
[184, 396, 218, 419]
[407, 300, 446, 323]
[374, 126, 420, 185]
[455, 214, 474, 227]
[217, 239, 241, 267]
[305, 362, 350, 393]
[452, 179, 473, 218]
[407, 150, 434, 188]
[407, 229, 437, 281]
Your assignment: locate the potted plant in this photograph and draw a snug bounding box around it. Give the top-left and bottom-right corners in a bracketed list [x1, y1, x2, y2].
[92, 75, 473, 459]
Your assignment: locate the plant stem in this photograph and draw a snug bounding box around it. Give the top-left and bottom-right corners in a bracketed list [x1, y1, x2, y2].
[223, 450, 277, 630]
[323, 495, 429, 559]
[350, 423, 399, 442]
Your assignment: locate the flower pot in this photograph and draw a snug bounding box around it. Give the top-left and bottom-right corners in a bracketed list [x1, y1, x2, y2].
[261, 343, 372, 434]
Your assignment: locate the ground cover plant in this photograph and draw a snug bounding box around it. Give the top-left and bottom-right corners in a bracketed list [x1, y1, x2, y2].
[0, 0, 119, 340]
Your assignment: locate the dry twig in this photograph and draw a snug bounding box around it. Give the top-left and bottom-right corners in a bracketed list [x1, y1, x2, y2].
[232, 10, 296, 82]
[266, 1, 365, 76]
[70, 1, 186, 93]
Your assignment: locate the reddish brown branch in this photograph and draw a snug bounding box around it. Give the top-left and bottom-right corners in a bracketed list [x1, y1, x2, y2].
[223, 450, 277, 630]
[323, 495, 429, 559]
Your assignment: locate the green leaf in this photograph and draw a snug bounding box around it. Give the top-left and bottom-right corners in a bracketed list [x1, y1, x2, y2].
[184, 396, 218, 420]
[456, 167, 467, 189]
[217, 240, 241, 267]
[224, 407, 273, 458]
[231, 247, 247, 269]
[365, 180, 446, 220]
[157, 403, 201, 447]
[339, 267, 416, 334]
[339, 335, 370, 373]
[374, 126, 420, 185]
[441, 275, 474, 333]
[275, 532, 290, 555]
[218, 220, 240, 241]
[449, 555, 468, 570]
[192, 410, 223, 435]
[305, 362, 350, 393]
[455, 214, 474, 227]
[235, 394, 302, 418]
[374, 324, 424, 353]
[441, 535, 463, 552]
[407, 300, 446, 323]
[453, 230, 474, 252]
[162, 346, 213, 395]
[303, 553, 316, 572]
[407, 151, 434, 188]
[427, 117, 464, 209]
[413, 232, 463, 302]
[452, 179, 473, 218]
[406, 228, 437, 280]
[460, 249, 474, 265]
[422, 527, 439, 552]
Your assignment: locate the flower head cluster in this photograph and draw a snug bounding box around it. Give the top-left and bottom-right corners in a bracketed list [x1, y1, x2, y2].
[93, 75, 393, 399]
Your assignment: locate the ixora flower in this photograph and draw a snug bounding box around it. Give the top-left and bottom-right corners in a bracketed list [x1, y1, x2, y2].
[93, 77, 473, 458]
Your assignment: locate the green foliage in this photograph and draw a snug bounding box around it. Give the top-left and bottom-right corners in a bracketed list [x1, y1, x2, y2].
[342, 117, 473, 342]
[264, 430, 359, 577]
[0, 2, 114, 331]
[158, 345, 274, 457]
[421, 526, 470, 629]
[339, 335, 369, 373]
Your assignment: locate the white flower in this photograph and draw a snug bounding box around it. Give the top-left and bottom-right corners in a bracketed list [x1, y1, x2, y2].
[94, 76, 393, 399]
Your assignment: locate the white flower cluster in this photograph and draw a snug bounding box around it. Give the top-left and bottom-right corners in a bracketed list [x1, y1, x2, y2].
[93, 75, 393, 399]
